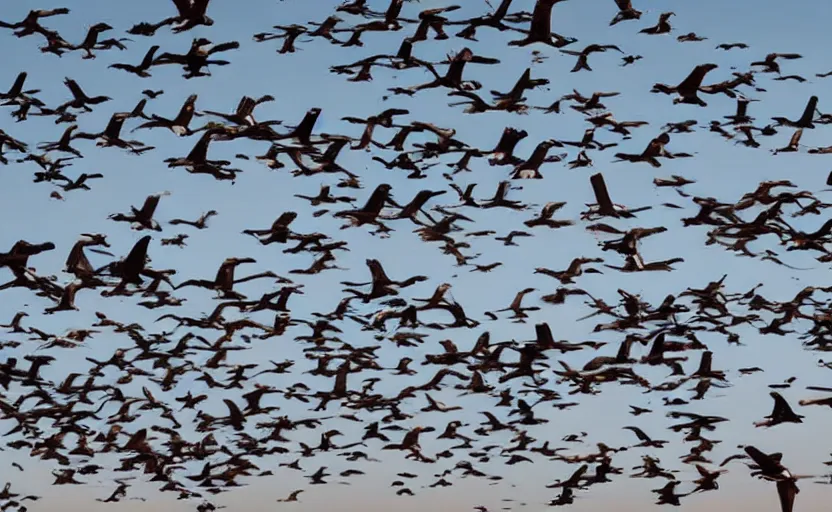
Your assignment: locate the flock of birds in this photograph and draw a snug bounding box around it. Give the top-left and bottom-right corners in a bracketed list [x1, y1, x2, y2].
[1, 0, 832, 511]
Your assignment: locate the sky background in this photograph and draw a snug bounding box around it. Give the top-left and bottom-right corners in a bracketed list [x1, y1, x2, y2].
[1, 0, 832, 511]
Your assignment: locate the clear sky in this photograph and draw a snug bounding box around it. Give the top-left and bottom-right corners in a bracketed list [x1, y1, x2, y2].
[1, 0, 831, 511]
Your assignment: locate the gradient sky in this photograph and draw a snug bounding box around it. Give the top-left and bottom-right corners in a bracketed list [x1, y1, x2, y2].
[1, 0, 831, 511]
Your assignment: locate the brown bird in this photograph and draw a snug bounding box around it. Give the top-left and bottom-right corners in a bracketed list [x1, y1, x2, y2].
[751, 53, 802, 74]
[176, 257, 279, 299]
[754, 392, 804, 427]
[277, 490, 303, 502]
[109, 192, 170, 231]
[743, 446, 802, 512]
[652, 63, 719, 106]
[169, 210, 217, 229]
[640, 12, 675, 35]
[771, 96, 818, 128]
[610, 0, 642, 26]
[109, 45, 160, 77]
[509, 0, 577, 48]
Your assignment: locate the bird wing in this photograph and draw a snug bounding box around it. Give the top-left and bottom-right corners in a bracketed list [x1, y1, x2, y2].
[171, 0, 192, 17]
[139, 194, 161, 218]
[272, 211, 298, 230]
[624, 426, 649, 441]
[744, 446, 781, 474]
[223, 398, 244, 422]
[193, 0, 211, 16]
[776, 480, 798, 512]
[590, 173, 615, 212]
[788, 129, 803, 147]
[678, 64, 716, 92]
[207, 41, 240, 55]
[771, 392, 797, 416]
[123, 236, 152, 272]
[64, 79, 85, 99]
[529, 0, 553, 37]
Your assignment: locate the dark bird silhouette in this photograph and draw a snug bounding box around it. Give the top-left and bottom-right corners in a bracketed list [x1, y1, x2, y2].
[452, 0, 515, 40]
[176, 257, 279, 299]
[169, 210, 218, 230]
[652, 64, 719, 106]
[610, 0, 643, 26]
[103, 235, 153, 290]
[57, 78, 112, 113]
[560, 44, 624, 72]
[334, 184, 396, 231]
[242, 211, 298, 245]
[509, 0, 577, 48]
[754, 392, 805, 427]
[109, 192, 170, 231]
[170, 0, 214, 32]
[0, 8, 70, 38]
[751, 53, 803, 74]
[109, 45, 160, 77]
[771, 96, 819, 128]
[134, 94, 198, 136]
[743, 446, 802, 512]
[128, 0, 213, 35]
[152, 38, 240, 79]
[640, 12, 675, 35]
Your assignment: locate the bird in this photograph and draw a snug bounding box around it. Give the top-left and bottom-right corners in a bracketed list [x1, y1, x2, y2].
[640, 12, 675, 35]
[609, 0, 643, 26]
[169, 210, 218, 229]
[109, 45, 160, 77]
[508, 0, 577, 48]
[751, 53, 803, 74]
[652, 63, 719, 106]
[754, 392, 805, 427]
[108, 192, 170, 231]
[743, 446, 802, 512]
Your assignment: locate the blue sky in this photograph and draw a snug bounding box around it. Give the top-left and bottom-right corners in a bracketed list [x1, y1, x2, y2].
[1, 0, 831, 511]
